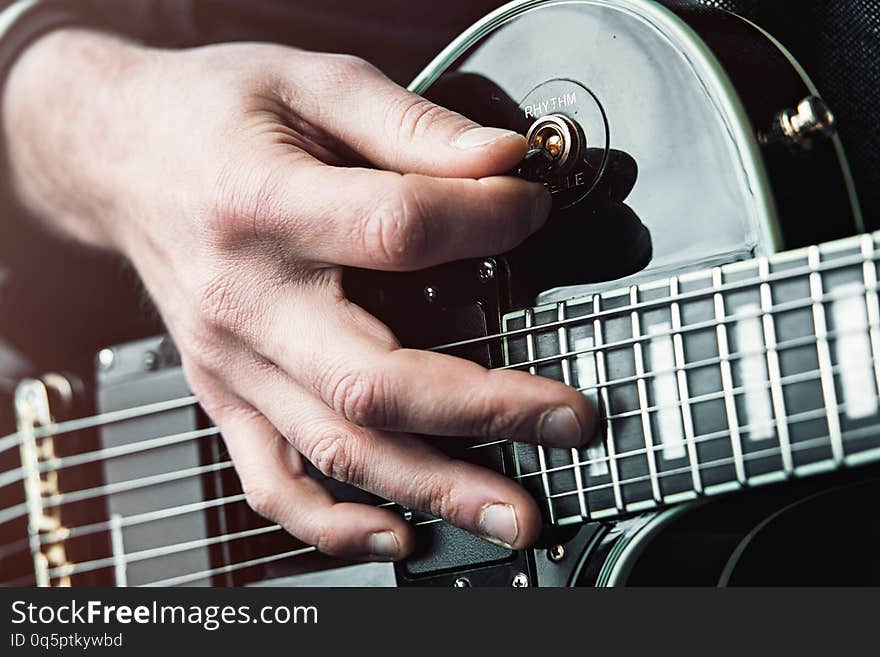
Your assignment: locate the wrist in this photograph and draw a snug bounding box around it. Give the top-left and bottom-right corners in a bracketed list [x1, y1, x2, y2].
[3, 27, 156, 251]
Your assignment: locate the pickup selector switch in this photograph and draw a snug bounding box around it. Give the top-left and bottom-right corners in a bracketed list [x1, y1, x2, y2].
[513, 78, 609, 209]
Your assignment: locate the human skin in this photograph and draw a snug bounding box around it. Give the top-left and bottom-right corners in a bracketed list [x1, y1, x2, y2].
[3, 29, 595, 560]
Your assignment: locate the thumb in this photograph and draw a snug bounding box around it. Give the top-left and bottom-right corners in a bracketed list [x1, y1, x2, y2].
[295, 55, 528, 178]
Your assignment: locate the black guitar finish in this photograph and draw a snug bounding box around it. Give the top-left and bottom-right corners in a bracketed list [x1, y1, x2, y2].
[345, 0, 864, 587]
[2, 1, 872, 589]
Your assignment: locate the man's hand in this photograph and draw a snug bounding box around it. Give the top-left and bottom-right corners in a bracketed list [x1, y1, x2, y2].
[4, 30, 595, 560]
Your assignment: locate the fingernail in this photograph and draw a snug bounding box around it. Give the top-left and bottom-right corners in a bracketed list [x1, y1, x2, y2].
[478, 503, 519, 548]
[368, 531, 400, 560]
[454, 126, 519, 150]
[538, 406, 583, 447]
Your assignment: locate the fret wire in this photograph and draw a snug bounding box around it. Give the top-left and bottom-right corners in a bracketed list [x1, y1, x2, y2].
[523, 387, 844, 484]
[712, 267, 746, 485]
[0, 332, 858, 530]
[3, 380, 870, 576]
[0, 322, 866, 497]
[860, 235, 880, 400]
[9, 363, 838, 546]
[2, 240, 879, 460]
[629, 286, 662, 503]
[808, 247, 845, 464]
[524, 308, 555, 523]
[595, 366, 827, 425]
[3, 274, 877, 460]
[759, 256, 794, 474]
[504, 327, 526, 487]
[13, 362, 836, 542]
[557, 301, 589, 520]
[669, 276, 703, 494]
[543, 422, 879, 504]
[431, 244, 880, 355]
[500, 284, 880, 374]
[592, 294, 625, 511]
[57, 419, 880, 588]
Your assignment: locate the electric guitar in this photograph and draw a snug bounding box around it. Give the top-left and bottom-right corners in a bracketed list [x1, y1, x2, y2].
[2, 0, 878, 587]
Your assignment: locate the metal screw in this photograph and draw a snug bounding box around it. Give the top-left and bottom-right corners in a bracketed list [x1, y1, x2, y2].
[423, 286, 439, 303]
[98, 349, 115, 371]
[478, 259, 496, 283]
[511, 572, 529, 588]
[453, 577, 471, 588]
[547, 544, 565, 562]
[142, 350, 159, 371]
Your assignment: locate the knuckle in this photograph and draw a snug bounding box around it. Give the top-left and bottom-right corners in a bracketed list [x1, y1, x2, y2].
[326, 368, 391, 428]
[306, 431, 361, 484]
[481, 409, 519, 439]
[361, 181, 429, 267]
[320, 53, 376, 86]
[478, 400, 524, 439]
[420, 472, 460, 522]
[242, 482, 278, 521]
[196, 272, 249, 334]
[388, 95, 448, 144]
[208, 161, 285, 248]
[313, 528, 342, 556]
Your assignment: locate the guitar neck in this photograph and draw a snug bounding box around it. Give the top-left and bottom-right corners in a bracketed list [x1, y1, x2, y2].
[502, 232, 880, 525]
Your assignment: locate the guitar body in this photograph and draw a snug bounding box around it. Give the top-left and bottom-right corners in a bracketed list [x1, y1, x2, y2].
[3, 0, 876, 588]
[347, 0, 869, 587]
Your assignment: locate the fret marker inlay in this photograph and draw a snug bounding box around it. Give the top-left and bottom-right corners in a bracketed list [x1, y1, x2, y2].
[734, 303, 775, 440]
[646, 322, 686, 460]
[832, 281, 878, 420]
[574, 336, 610, 476]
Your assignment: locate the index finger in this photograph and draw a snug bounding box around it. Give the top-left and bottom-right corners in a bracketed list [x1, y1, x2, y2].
[256, 161, 552, 271]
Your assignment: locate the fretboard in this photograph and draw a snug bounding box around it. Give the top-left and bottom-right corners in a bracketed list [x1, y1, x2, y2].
[502, 232, 880, 525]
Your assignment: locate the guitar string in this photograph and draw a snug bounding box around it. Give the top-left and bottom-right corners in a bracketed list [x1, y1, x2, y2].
[28, 424, 874, 588]
[0, 391, 870, 572]
[53, 414, 876, 581]
[0, 251, 876, 568]
[45, 507, 446, 581]
[0, 277, 872, 472]
[28, 417, 877, 584]
[428, 246, 879, 353]
[0, 352, 835, 502]
[141, 547, 319, 588]
[135, 425, 880, 587]
[0, 395, 199, 456]
[0, 494, 399, 563]
[0, 244, 874, 454]
[0, 327, 842, 489]
[0, 332, 853, 527]
[0, 322, 871, 527]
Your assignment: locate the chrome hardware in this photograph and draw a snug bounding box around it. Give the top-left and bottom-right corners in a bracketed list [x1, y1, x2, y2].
[478, 259, 496, 283]
[511, 572, 529, 587]
[761, 96, 836, 147]
[453, 577, 471, 587]
[98, 348, 115, 371]
[423, 286, 439, 303]
[142, 350, 159, 371]
[524, 113, 584, 177]
[547, 544, 565, 562]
